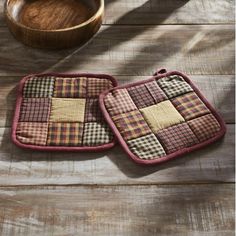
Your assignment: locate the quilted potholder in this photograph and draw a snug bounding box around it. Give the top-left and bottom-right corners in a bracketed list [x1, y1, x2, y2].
[12, 73, 117, 151]
[99, 69, 226, 165]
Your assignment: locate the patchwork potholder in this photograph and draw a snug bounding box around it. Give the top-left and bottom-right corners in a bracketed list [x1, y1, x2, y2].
[99, 69, 226, 165]
[12, 73, 118, 151]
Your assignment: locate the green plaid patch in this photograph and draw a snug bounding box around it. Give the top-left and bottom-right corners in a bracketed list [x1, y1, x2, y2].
[127, 134, 166, 159]
[83, 122, 113, 146]
[23, 76, 55, 98]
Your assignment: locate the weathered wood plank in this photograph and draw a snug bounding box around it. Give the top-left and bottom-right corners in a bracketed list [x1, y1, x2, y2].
[0, 184, 234, 236]
[0, 25, 234, 76]
[0, 75, 234, 128]
[104, 0, 235, 25]
[0, 125, 234, 186]
[0, 0, 234, 26]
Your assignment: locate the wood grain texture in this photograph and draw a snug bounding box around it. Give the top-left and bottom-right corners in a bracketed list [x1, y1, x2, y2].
[0, 25, 234, 76]
[0, 184, 234, 236]
[0, 0, 235, 26]
[5, 0, 104, 49]
[0, 75, 234, 128]
[104, 0, 235, 25]
[0, 125, 234, 186]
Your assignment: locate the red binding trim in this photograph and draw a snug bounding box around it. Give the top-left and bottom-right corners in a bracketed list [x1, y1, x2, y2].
[99, 70, 227, 165]
[12, 72, 118, 152]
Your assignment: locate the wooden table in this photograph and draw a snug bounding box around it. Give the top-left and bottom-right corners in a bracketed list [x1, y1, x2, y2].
[0, 0, 234, 235]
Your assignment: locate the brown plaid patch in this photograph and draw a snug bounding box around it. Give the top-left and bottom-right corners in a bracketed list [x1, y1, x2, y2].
[54, 77, 86, 98]
[188, 114, 221, 142]
[171, 92, 210, 120]
[146, 81, 168, 103]
[105, 89, 137, 116]
[87, 78, 113, 97]
[128, 84, 155, 109]
[16, 122, 48, 146]
[156, 123, 199, 154]
[47, 123, 83, 146]
[19, 98, 51, 122]
[85, 99, 103, 122]
[128, 81, 167, 109]
[112, 110, 151, 140]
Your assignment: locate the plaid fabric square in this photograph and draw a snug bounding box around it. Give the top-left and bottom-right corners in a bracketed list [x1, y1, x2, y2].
[23, 76, 55, 98]
[156, 123, 199, 154]
[50, 98, 86, 122]
[128, 84, 156, 109]
[112, 110, 151, 140]
[16, 122, 48, 146]
[128, 82, 167, 109]
[85, 99, 103, 122]
[127, 134, 166, 160]
[47, 123, 83, 146]
[105, 89, 137, 116]
[87, 78, 113, 97]
[157, 75, 193, 98]
[171, 92, 210, 120]
[140, 101, 185, 133]
[19, 98, 51, 122]
[53, 77, 86, 98]
[187, 114, 221, 142]
[83, 122, 113, 146]
[145, 81, 168, 103]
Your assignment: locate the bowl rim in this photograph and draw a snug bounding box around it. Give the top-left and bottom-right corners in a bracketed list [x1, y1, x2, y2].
[4, 0, 104, 32]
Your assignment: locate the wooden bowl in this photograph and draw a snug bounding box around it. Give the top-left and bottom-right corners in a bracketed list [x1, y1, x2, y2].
[4, 0, 104, 49]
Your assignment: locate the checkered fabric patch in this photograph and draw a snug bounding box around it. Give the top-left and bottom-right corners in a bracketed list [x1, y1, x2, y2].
[128, 84, 155, 109]
[104, 89, 137, 116]
[85, 99, 103, 122]
[87, 78, 113, 97]
[16, 122, 48, 146]
[23, 76, 55, 97]
[47, 123, 83, 146]
[53, 77, 86, 98]
[127, 134, 166, 159]
[156, 123, 199, 154]
[157, 75, 193, 98]
[83, 122, 113, 146]
[112, 110, 151, 140]
[171, 92, 210, 120]
[19, 98, 51, 122]
[188, 114, 221, 142]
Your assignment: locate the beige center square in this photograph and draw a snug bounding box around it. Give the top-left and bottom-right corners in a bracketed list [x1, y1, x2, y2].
[140, 100, 185, 133]
[50, 98, 86, 122]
